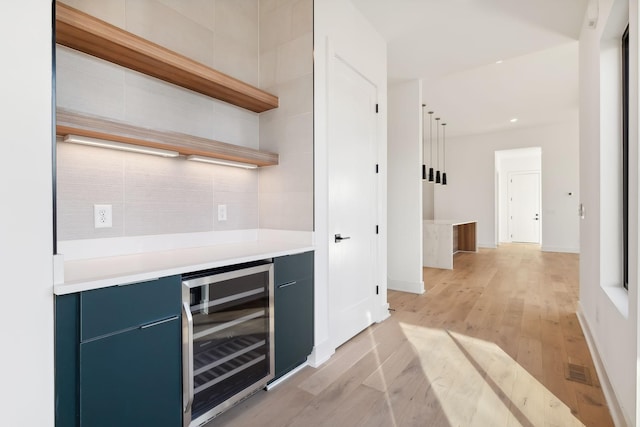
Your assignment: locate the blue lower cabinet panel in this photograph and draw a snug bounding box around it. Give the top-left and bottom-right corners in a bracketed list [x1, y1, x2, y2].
[273, 252, 314, 380]
[81, 275, 181, 341]
[79, 317, 181, 427]
[275, 277, 313, 378]
[55, 294, 80, 427]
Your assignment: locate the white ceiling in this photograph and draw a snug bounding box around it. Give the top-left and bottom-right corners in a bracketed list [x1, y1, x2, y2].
[351, 0, 588, 137]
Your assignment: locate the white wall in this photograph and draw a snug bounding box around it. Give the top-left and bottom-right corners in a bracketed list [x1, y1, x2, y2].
[578, 0, 638, 425]
[387, 80, 424, 294]
[434, 119, 580, 252]
[496, 148, 542, 243]
[423, 110, 436, 220]
[423, 182, 435, 220]
[313, 0, 388, 365]
[0, 1, 54, 425]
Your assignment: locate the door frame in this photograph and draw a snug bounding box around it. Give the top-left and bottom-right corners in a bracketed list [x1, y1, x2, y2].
[311, 31, 388, 367]
[494, 147, 542, 247]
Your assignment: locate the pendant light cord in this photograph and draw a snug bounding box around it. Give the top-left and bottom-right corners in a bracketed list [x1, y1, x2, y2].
[422, 105, 426, 164]
[442, 123, 446, 171]
[429, 112, 434, 165]
[436, 117, 440, 168]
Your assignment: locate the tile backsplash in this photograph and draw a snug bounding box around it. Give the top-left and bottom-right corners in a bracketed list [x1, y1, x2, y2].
[56, 0, 313, 243]
[57, 142, 258, 240]
[258, 0, 313, 231]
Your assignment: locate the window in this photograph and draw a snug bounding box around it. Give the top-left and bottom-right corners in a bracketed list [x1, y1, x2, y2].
[622, 24, 629, 289]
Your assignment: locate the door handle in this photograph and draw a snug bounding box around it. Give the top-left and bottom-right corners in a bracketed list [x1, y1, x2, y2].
[335, 234, 351, 243]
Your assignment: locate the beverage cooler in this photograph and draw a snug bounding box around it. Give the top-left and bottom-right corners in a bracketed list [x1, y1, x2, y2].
[181, 261, 274, 427]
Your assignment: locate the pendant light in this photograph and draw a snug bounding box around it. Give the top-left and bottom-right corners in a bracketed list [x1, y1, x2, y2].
[435, 117, 441, 184]
[441, 122, 447, 185]
[428, 111, 434, 182]
[421, 105, 427, 180]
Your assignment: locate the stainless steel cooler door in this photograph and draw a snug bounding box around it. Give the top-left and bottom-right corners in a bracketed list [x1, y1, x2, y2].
[182, 263, 274, 427]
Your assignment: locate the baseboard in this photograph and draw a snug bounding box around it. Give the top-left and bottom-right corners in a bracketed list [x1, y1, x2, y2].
[306, 339, 335, 368]
[478, 243, 497, 249]
[377, 302, 391, 323]
[541, 245, 580, 254]
[388, 279, 424, 294]
[576, 304, 629, 427]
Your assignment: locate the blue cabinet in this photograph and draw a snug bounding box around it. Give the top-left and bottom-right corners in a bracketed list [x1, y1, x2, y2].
[79, 276, 180, 341]
[55, 276, 182, 427]
[79, 316, 181, 427]
[273, 251, 314, 379]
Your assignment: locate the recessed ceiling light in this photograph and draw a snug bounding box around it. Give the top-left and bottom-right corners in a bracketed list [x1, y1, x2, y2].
[510, 118, 518, 123]
[496, 60, 504, 64]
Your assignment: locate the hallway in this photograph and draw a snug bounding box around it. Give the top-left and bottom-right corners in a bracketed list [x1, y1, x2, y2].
[208, 245, 613, 426]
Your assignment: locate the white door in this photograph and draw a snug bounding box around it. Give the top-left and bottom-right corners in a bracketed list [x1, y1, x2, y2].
[508, 172, 541, 243]
[328, 55, 378, 349]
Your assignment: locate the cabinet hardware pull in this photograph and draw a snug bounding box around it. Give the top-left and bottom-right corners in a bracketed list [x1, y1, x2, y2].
[278, 281, 297, 289]
[140, 315, 179, 329]
[182, 302, 194, 416]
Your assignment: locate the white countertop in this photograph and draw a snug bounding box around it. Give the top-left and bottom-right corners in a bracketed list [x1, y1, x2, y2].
[55, 238, 314, 295]
[423, 219, 477, 226]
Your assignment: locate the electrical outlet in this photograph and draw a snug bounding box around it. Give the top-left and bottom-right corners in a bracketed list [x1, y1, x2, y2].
[218, 204, 227, 221]
[94, 204, 113, 228]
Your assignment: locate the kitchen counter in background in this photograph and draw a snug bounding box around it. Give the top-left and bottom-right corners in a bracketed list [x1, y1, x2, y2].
[55, 229, 314, 295]
[423, 220, 477, 269]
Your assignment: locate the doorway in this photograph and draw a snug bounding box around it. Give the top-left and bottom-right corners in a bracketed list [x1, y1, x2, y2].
[496, 147, 542, 245]
[327, 53, 379, 349]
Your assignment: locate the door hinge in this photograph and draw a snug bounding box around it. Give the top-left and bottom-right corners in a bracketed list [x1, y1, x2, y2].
[376, 225, 379, 234]
[375, 164, 379, 173]
[376, 285, 379, 295]
[375, 104, 379, 113]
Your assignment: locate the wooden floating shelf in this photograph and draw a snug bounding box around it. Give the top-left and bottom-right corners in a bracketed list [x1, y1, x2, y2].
[55, 1, 278, 113]
[56, 109, 279, 167]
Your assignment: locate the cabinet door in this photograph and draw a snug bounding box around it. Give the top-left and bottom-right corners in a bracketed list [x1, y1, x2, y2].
[275, 251, 313, 286]
[80, 275, 180, 341]
[274, 252, 314, 378]
[79, 317, 181, 427]
[275, 277, 314, 377]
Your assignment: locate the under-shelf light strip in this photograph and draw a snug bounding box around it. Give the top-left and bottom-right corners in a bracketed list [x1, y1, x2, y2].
[62, 135, 260, 169]
[186, 155, 258, 169]
[63, 134, 180, 158]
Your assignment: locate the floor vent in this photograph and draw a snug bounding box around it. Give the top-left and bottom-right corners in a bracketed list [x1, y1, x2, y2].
[565, 363, 593, 386]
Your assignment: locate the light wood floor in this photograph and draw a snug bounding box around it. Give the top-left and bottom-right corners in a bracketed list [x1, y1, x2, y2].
[207, 244, 614, 427]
